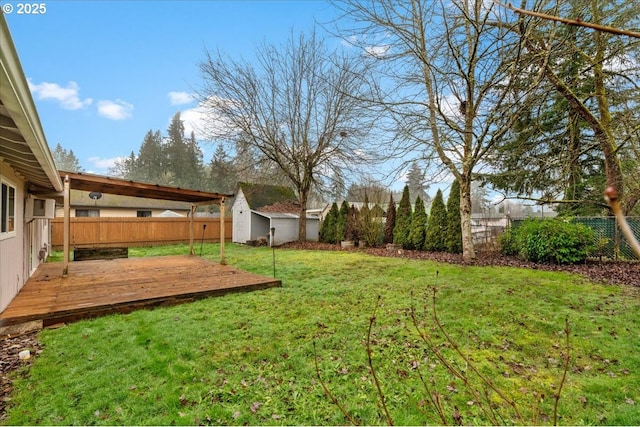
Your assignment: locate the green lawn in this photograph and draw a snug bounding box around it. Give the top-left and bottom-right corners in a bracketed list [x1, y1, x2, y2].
[5, 244, 639, 425]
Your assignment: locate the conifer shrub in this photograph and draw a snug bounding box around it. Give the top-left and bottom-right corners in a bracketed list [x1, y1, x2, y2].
[408, 196, 428, 250]
[394, 185, 412, 248]
[384, 193, 396, 244]
[445, 180, 462, 253]
[336, 201, 349, 242]
[320, 202, 339, 244]
[424, 189, 448, 251]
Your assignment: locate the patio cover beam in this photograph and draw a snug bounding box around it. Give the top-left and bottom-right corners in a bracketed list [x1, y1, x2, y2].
[60, 171, 233, 265]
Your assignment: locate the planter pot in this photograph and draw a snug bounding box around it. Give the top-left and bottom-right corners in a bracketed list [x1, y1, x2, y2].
[340, 240, 355, 249]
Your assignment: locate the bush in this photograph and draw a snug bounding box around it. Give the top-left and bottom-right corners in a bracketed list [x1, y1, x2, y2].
[498, 227, 519, 256]
[501, 219, 596, 264]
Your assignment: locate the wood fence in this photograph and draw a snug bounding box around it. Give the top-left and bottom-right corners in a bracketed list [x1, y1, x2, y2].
[51, 217, 232, 249]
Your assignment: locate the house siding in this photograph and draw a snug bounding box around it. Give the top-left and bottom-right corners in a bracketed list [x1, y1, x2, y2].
[0, 163, 25, 312]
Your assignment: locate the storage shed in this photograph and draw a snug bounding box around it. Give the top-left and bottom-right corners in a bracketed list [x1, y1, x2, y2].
[231, 182, 319, 245]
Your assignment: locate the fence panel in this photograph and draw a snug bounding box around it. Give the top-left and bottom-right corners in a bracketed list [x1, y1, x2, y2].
[51, 217, 232, 249]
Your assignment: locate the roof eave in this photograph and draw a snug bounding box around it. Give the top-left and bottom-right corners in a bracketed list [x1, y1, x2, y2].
[0, 15, 62, 192]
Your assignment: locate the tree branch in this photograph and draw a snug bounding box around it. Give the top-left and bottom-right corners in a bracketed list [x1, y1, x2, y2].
[493, 0, 640, 39]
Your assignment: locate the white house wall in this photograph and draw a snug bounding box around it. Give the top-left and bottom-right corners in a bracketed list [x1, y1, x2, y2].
[0, 163, 25, 312]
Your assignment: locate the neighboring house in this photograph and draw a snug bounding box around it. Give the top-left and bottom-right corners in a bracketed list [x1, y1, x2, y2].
[1, 15, 64, 311]
[232, 182, 319, 245]
[54, 190, 191, 218]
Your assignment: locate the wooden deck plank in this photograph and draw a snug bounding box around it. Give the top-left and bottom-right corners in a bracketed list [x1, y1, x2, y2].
[0, 256, 281, 327]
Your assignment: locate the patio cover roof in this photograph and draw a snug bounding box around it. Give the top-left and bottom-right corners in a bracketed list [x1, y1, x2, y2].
[60, 171, 233, 204]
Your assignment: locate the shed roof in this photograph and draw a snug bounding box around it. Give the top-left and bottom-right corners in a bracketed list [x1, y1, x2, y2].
[238, 182, 298, 211]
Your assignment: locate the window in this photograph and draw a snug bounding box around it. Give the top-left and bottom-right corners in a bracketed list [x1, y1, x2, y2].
[137, 210, 152, 218]
[1, 182, 16, 235]
[76, 209, 100, 217]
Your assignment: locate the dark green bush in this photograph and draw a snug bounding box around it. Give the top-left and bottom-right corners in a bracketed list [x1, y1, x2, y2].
[500, 219, 596, 264]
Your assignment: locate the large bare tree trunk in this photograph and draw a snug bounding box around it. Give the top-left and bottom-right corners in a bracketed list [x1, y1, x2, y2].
[459, 175, 476, 261]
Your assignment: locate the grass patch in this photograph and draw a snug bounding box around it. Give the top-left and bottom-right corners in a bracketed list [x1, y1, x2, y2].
[5, 244, 640, 425]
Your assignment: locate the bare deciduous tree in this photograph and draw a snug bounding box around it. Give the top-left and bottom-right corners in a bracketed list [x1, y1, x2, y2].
[335, 0, 543, 261]
[197, 30, 376, 240]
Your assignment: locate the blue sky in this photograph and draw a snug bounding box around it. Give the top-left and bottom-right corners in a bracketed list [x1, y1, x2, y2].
[4, 0, 338, 174]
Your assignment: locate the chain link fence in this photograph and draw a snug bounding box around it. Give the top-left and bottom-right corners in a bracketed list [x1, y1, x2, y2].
[510, 217, 640, 260]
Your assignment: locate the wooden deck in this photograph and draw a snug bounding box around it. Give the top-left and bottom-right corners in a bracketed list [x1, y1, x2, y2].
[0, 256, 281, 328]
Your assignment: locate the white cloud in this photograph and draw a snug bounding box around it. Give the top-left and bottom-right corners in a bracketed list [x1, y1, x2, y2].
[180, 105, 209, 139]
[97, 99, 133, 120]
[168, 91, 194, 105]
[365, 44, 391, 58]
[28, 79, 93, 110]
[87, 156, 123, 171]
[179, 96, 239, 140]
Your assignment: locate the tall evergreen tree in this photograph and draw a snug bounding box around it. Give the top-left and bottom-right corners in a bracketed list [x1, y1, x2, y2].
[406, 161, 429, 204]
[165, 112, 187, 187]
[408, 196, 428, 250]
[445, 180, 462, 254]
[52, 143, 83, 172]
[393, 185, 412, 248]
[136, 130, 166, 183]
[110, 151, 136, 179]
[207, 144, 237, 194]
[424, 189, 447, 252]
[384, 193, 396, 244]
[185, 131, 204, 189]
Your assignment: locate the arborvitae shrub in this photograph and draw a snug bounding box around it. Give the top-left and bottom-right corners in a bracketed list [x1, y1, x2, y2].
[336, 200, 349, 242]
[394, 185, 412, 248]
[408, 196, 428, 250]
[384, 193, 396, 244]
[424, 189, 447, 251]
[320, 202, 339, 244]
[445, 180, 462, 253]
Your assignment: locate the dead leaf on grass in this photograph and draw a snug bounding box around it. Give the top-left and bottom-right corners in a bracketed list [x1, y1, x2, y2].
[250, 401, 263, 413]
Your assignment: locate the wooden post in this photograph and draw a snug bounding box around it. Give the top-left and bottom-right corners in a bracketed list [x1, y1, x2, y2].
[220, 198, 226, 265]
[63, 175, 70, 276]
[189, 204, 195, 255]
